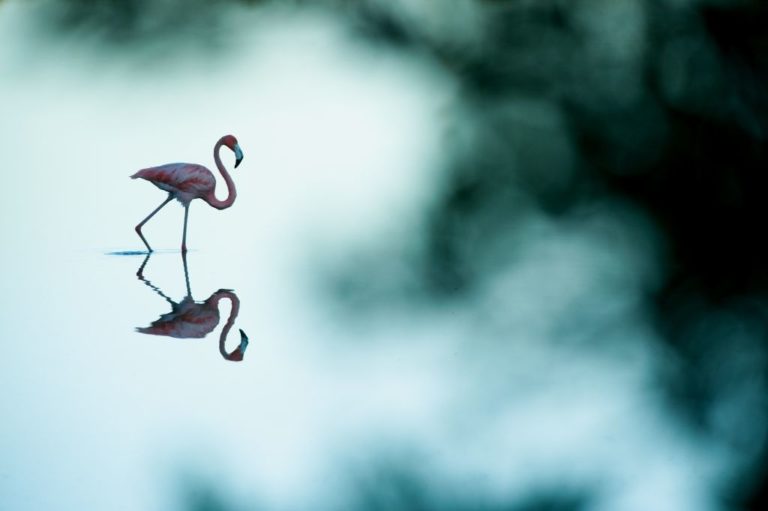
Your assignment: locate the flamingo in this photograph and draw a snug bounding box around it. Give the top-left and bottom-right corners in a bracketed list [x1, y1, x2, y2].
[131, 134, 244, 253]
[136, 253, 249, 362]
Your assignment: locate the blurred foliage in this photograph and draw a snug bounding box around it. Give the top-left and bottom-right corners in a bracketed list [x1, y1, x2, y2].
[176, 461, 589, 511]
[350, 461, 589, 511]
[44, 0, 251, 41]
[337, 3, 768, 509]
[178, 472, 257, 511]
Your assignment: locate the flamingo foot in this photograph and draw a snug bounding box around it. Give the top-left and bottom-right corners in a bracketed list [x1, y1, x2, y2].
[135, 226, 153, 253]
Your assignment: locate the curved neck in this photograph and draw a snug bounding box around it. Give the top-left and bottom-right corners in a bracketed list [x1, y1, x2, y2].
[205, 139, 237, 210]
[211, 290, 242, 361]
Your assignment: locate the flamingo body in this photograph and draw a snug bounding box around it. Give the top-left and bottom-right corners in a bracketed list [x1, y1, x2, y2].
[131, 163, 217, 206]
[131, 134, 243, 253]
[137, 296, 220, 338]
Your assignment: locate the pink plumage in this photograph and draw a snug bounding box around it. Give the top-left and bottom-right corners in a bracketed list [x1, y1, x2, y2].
[131, 164, 217, 206]
[136, 295, 220, 338]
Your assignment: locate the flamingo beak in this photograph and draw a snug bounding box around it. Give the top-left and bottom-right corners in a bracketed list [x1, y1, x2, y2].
[234, 144, 244, 168]
[238, 328, 249, 352]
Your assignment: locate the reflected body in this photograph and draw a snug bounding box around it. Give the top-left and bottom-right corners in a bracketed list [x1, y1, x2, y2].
[136, 254, 249, 362]
[131, 134, 244, 253]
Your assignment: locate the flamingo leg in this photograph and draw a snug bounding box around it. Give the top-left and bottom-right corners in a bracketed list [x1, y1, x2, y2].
[136, 253, 174, 305]
[181, 204, 190, 254]
[181, 251, 192, 298]
[135, 195, 173, 253]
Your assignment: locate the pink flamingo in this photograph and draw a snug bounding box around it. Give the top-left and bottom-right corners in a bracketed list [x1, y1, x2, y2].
[136, 253, 249, 362]
[131, 134, 244, 253]
[138, 290, 249, 361]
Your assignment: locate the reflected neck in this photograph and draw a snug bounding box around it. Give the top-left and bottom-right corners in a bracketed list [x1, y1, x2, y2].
[211, 290, 242, 360]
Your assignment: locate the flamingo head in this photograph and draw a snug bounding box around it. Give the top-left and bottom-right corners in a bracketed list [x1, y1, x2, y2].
[221, 134, 244, 168]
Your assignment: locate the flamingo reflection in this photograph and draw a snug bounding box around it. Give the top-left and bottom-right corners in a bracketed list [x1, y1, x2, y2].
[135, 253, 249, 362]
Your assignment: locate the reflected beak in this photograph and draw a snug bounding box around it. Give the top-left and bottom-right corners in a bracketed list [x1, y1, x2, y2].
[238, 328, 249, 352]
[234, 144, 244, 168]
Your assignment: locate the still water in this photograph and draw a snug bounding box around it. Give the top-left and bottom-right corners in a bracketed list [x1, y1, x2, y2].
[0, 2, 759, 511]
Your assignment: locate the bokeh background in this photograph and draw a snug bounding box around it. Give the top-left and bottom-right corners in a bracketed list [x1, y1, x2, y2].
[1, 1, 767, 510]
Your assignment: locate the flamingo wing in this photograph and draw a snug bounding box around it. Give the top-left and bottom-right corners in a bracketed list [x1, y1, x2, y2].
[132, 163, 216, 202]
[137, 300, 221, 339]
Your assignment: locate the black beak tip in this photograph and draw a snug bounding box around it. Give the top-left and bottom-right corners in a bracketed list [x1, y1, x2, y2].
[235, 157, 243, 169]
[238, 329, 249, 352]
